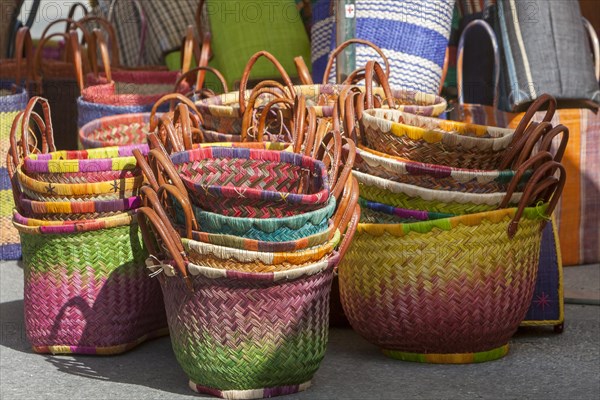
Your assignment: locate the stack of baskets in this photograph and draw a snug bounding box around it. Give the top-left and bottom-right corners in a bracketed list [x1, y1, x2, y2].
[135, 85, 361, 397]
[336, 62, 569, 363]
[8, 97, 167, 355]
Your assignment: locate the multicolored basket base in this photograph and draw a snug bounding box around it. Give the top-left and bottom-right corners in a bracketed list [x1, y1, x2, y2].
[382, 344, 510, 364]
[189, 380, 312, 399]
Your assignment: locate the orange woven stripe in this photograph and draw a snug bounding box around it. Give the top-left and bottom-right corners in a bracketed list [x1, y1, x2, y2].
[557, 110, 581, 265]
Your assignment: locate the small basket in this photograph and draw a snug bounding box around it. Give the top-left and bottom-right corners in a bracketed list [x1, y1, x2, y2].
[338, 164, 565, 363]
[14, 210, 168, 355]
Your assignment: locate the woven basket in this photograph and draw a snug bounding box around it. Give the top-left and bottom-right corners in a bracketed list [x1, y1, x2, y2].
[338, 165, 565, 363]
[354, 170, 523, 215]
[361, 108, 522, 170]
[169, 147, 331, 218]
[137, 201, 360, 398]
[1, 83, 28, 260]
[79, 113, 152, 149]
[14, 211, 168, 355]
[358, 198, 454, 224]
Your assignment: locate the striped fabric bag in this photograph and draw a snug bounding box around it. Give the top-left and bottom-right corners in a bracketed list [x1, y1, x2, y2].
[0, 83, 27, 260]
[451, 18, 600, 266]
[311, 0, 455, 93]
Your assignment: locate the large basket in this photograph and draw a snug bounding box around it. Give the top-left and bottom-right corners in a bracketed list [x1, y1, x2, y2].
[338, 164, 565, 363]
[136, 201, 360, 398]
[14, 211, 168, 354]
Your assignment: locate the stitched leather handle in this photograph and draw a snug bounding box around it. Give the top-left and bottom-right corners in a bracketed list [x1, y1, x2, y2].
[238, 51, 296, 115]
[294, 56, 313, 85]
[149, 93, 201, 131]
[322, 38, 390, 84]
[364, 60, 394, 110]
[507, 160, 566, 238]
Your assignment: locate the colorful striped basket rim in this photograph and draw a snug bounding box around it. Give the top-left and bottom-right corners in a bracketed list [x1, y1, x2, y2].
[355, 145, 521, 184]
[170, 147, 330, 206]
[356, 204, 549, 237]
[183, 229, 341, 266]
[197, 84, 447, 118]
[184, 196, 336, 233]
[12, 210, 137, 234]
[195, 142, 293, 151]
[79, 113, 153, 148]
[168, 250, 339, 282]
[362, 108, 515, 151]
[354, 171, 523, 206]
[358, 198, 455, 221]
[187, 220, 336, 253]
[16, 165, 144, 196]
[19, 196, 141, 216]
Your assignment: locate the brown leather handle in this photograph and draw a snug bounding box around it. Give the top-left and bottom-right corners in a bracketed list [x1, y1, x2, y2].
[303, 107, 318, 157]
[147, 149, 188, 196]
[157, 114, 185, 154]
[69, 30, 87, 92]
[174, 65, 229, 95]
[17, 97, 56, 164]
[180, 25, 195, 75]
[500, 151, 554, 209]
[140, 186, 184, 252]
[539, 124, 569, 164]
[364, 61, 394, 110]
[238, 51, 296, 115]
[132, 148, 159, 191]
[322, 38, 390, 84]
[157, 183, 199, 239]
[93, 28, 113, 83]
[195, 33, 212, 89]
[173, 103, 194, 150]
[332, 174, 360, 237]
[67, 2, 89, 21]
[76, 15, 120, 68]
[240, 85, 292, 142]
[293, 94, 308, 153]
[315, 129, 343, 198]
[8, 110, 48, 181]
[14, 27, 34, 90]
[510, 94, 557, 146]
[294, 56, 313, 85]
[150, 93, 201, 131]
[136, 206, 192, 287]
[506, 122, 553, 170]
[256, 98, 294, 142]
[507, 160, 566, 238]
[497, 121, 540, 170]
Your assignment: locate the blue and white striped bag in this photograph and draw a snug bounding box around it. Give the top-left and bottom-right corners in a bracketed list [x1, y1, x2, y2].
[311, 0, 455, 93]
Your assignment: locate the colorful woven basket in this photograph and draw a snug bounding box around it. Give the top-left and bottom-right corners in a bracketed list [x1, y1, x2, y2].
[14, 211, 168, 354]
[338, 165, 565, 363]
[1, 83, 28, 260]
[137, 201, 360, 398]
[360, 108, 521, 169]
[169, 147, 331, 218]
[79, 113, 152, 149]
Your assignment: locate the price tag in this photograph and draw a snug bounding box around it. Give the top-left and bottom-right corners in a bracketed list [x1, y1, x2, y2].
[345, 4, 355, 18]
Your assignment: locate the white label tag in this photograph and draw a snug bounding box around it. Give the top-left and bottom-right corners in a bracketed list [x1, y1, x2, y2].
[345, 4, 355, 18]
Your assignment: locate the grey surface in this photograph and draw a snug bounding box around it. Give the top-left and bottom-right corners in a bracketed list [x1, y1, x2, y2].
[1, 261, 599, 400]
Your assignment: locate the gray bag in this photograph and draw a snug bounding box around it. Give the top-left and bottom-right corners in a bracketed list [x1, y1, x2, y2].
[496, 0, 600, 111]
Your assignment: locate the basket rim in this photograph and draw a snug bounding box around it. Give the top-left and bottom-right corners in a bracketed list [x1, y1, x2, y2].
[355, 205, 548, 237]
[362, 108, 515, 150]
[19, 195, 141, 215]
[12, 209, 137, 234]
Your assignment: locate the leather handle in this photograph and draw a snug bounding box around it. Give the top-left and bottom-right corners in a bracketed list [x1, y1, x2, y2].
[507, 122, 553, 170]
[322, 38, 390, 84]
[147, 149, 188, 196]
[500, 151, 554, 209]
[67, 2, 89, 21]
[256, 98, 294, 142]
[238, 51, 296, 115]
[17, 97, 56, 163]
[332, 174, 360, 236]
[364, 61, 394, 110]
[583, 18, 600, 82]
[539, 125, 569, 164]
[76, 16, 120, 68]
[293, 94, 308, 153]
[510, 94, 557, 146]
[14, 27, 34, 90]
[93, 29, 112, 83]
[69, 30, 86, 92]
[180, 25, 195, 75]
[133, 148, 159, 191]
[335, 205, 361, 270]
[240, 85, 291, 142]
[157, 183, 199, 239]
[8, 110, 48, 178]
[294, 56, 313, 85]
[315, 129, 343, 198]
[174, 66, 228, 95]
[140, 186, 184, 254]
[157, 114, 184, 154]
[507, 160, 566, 238]
[149, 93, 201, 131]
[303, 107, 318, 157]
[173, 103, 194, 150]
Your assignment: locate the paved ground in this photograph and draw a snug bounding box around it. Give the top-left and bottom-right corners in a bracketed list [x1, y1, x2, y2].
[1, 261, 598, 400]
